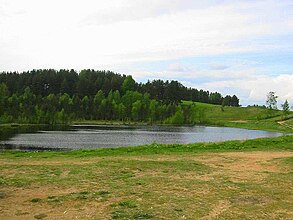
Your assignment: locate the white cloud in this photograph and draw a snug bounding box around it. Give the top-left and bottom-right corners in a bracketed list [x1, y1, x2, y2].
[0, 0, 292, 106]
[130, 62, 266, 82]
[191, 74, 293, 106]
[209, 64, 230, 70]
[124, 62, 292, 107]
[0, 0, 292, 70]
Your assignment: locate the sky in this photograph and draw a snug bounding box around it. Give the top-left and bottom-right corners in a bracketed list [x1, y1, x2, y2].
[0, 0, 292, 106]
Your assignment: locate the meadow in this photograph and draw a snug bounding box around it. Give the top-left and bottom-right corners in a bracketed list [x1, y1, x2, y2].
[182, 101, 293, 133]
[0, 136, 293, 219]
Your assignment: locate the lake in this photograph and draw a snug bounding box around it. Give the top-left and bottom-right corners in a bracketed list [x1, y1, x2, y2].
[0, 125, 284, 151]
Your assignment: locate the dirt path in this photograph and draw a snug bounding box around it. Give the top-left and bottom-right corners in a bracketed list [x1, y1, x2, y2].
[278, 120, 293, 129]
[229, 120, 248, 123]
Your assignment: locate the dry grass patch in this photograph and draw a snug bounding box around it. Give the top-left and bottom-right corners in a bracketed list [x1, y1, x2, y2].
[0, 151, 292, 219]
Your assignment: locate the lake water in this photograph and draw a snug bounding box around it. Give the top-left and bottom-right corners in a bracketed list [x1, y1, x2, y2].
[0, 125, 283, 151]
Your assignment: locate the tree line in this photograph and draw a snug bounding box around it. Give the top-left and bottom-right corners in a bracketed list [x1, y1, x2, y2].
[0, 84, 209, 125]
[0, 69, 239, 106]
[0, 69, 240, 125]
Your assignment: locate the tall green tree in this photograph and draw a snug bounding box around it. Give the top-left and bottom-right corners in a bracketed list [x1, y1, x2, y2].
[81, 96, 90, 119]
[113, 90, 121, 104]
[231, 95, 239, 107]
[20, 87, 36, 122]
[169, 106, 184, 125]
[0, 83, 9, 115]
[122, 76, 136, 93]
[266, 91, 278, 109]
[118, 103, 126, 121]
[132, 100, 142, 121]
[222, 95, 231, 107]
[7, 94, 19, 119]
[281, 100, 290, 115]
[44, 94, 58, 125]
[149, 99, 158, 123]
[93, 90, 105, 119]
[59, 93, 72, 112]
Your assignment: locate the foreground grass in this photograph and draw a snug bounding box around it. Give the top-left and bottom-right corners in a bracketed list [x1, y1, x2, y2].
[0, 136, 292, 219]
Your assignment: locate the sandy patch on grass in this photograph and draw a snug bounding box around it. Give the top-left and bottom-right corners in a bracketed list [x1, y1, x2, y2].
[278, 120, 293, 129]
[0, 160, 96, 166]
[278, 121, 287, 125]
[0, 186, 116, 220]
[195, 151, 293, 182]
[200, 200, 230, 220]
[0, 151, 292, 219]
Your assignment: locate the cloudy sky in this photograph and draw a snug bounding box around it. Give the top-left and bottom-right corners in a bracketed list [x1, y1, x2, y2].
[0, 0, 292, 106]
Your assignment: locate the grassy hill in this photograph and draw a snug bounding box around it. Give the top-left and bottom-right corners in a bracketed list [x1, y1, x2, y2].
[285, 118, 293, 126]
[181, 101, 293, 133]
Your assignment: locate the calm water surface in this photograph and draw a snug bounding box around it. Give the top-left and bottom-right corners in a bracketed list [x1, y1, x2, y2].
[0, 125, 283, 151]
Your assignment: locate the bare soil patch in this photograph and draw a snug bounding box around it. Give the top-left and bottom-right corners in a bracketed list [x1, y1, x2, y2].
[201, 200, 230, 220]
[1, 151, 292, 219]
[229, 120, 248, 123]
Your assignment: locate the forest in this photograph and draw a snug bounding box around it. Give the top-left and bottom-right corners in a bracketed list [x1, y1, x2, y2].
[0, 69, 239, 125]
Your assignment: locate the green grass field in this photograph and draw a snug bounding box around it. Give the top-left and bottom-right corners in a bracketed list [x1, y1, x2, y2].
[182, 101, 277, 121]
[0, 136, 292, 219]
[182, 101, 293, 133]
[284, 118, 293, 126]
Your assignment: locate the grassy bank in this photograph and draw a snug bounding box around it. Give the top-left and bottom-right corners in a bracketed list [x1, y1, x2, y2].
[0, 136, 292, 219]
[72, 120, 148, 126]
[1, 135, 292, 159]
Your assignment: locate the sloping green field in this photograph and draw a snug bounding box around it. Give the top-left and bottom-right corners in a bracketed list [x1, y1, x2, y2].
[182, 101, 293, 133]
[284, 118, 293, 126]
[182, 101, 281, 121]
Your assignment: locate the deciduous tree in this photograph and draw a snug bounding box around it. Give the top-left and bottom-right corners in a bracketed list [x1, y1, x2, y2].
[266, 92, 278, 109]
